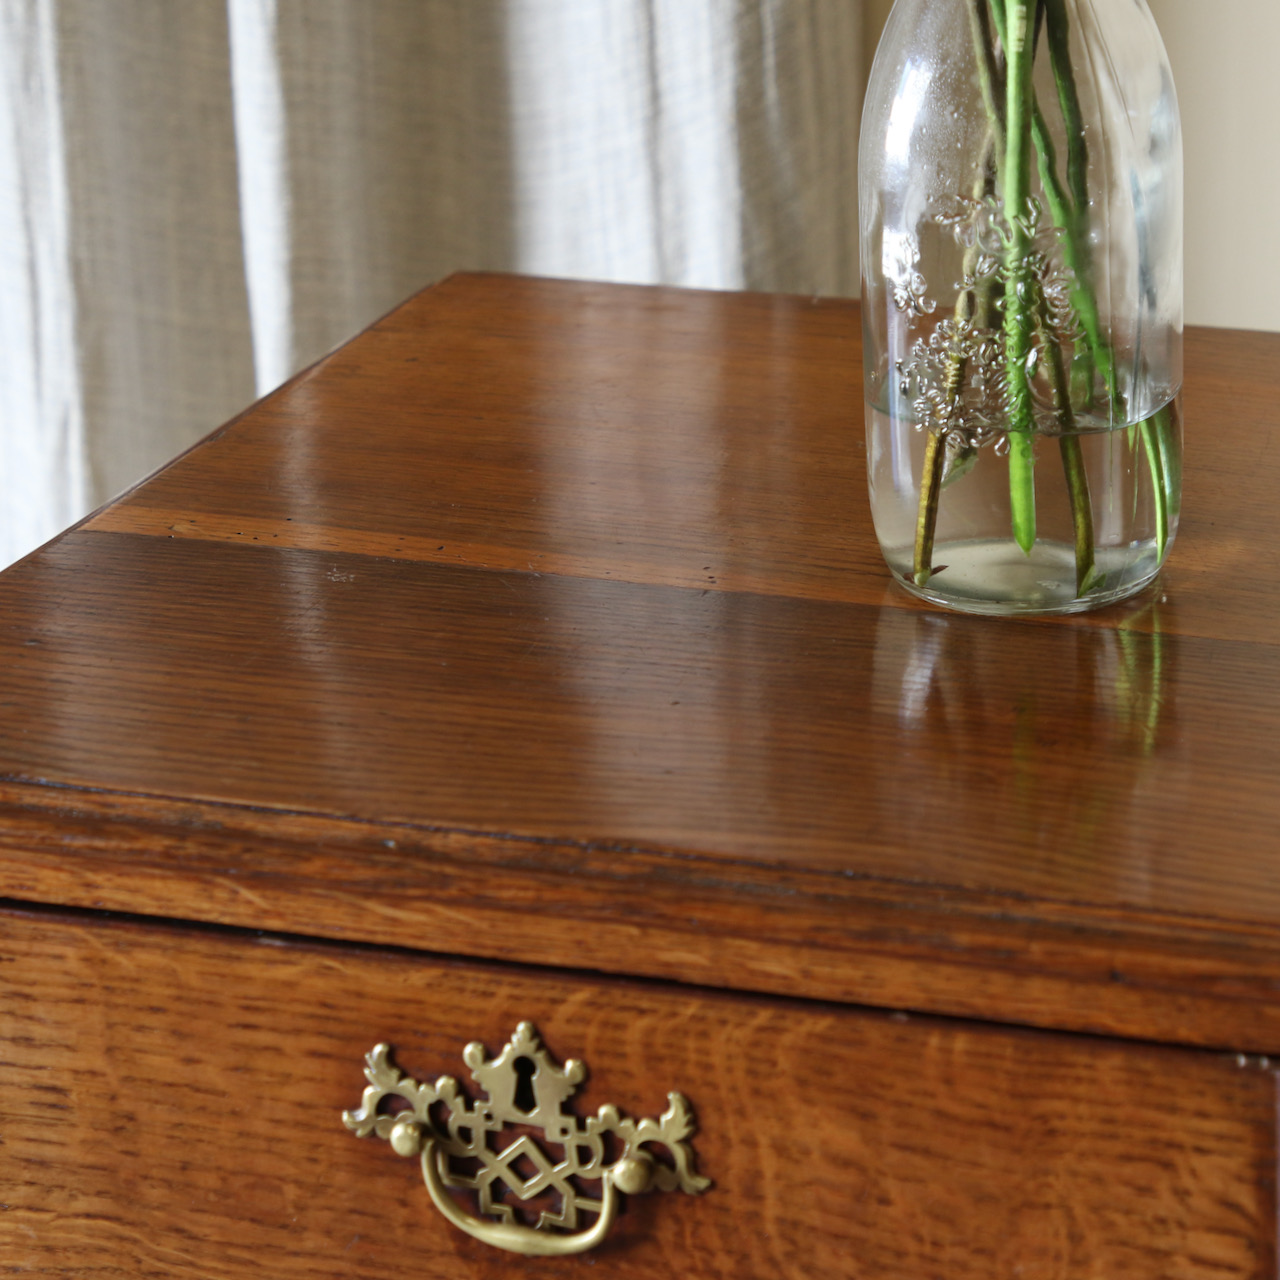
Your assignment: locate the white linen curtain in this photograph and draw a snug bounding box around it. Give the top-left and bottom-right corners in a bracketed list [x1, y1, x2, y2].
[0, 0, 863, 567]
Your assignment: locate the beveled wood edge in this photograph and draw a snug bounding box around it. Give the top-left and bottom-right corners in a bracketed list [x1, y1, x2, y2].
[3, 778, 1280, 1055]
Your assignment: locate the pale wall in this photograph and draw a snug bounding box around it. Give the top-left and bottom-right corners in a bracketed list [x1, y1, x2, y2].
[1149, 0, 1280, 331]
[862, 0, 1280, 331]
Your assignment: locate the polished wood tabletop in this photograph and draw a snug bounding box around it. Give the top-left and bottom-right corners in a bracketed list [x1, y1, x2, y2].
[1, 273, 1277, 1050]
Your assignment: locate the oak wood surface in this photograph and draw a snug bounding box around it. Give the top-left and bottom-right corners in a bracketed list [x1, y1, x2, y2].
[81, 275, 1280, 645]
[0, 274, 1277, 1049]
[2, 904, 1274, 1279]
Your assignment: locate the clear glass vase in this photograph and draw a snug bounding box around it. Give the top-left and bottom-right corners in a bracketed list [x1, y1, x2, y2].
[859, 0, 1182, 615]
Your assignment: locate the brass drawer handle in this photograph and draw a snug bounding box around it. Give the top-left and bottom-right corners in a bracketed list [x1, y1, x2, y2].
[342, 1021, 710, 1257]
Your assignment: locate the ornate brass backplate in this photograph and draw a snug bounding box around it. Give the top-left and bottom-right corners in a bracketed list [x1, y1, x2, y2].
[342, 1021, 710, 1256]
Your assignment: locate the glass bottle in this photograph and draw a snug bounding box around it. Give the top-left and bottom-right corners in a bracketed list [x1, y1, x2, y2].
[859, 0, 1182, 615]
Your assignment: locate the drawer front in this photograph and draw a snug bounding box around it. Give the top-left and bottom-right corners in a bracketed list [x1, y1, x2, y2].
[0, 907, 1274, 1278]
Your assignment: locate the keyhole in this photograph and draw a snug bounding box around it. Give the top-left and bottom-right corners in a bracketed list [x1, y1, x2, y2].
[513, 1056, 538, 1114]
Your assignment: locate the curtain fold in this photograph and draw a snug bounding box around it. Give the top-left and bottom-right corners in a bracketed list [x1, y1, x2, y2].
[0, 0, 863, 567]
[1, 0, 84, 566]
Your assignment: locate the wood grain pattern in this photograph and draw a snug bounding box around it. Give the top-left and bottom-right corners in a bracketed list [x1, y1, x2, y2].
[80, 274, 1280, 645]
[9, 779, 1280, 1058]
[1, 905, 1274, 1279]
[0, 274, 1279, 1050]
[7, 530, 1274, 878]
[0, 525, 1279, 1048]
[85, 278, 878, 607]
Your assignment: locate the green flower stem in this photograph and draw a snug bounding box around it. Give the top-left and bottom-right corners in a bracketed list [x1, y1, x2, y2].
[913, 283, 979, 586]
[1028, 105, 1114, 401]
[1059, 434, 1095, 592]
[1137, 404, 1181, 559]
[1001, 0, 1162, 589]
[1039, 0, 1172, 562]
[968, 0, 1005, 132]
[1043, 0, 1088, 223]
[1001, 0, 1038, 554]
[913, 432, 948, 587]
[1035, 3, 1113, 410]
[989, 0, 1008, 45]
[909, 1, 1011, 589]
[1153, 403, 1181, 527]
[1032, 288, 1096, 593]
[1137, 418, 1167, 555]
[941, 0, 1171, 594]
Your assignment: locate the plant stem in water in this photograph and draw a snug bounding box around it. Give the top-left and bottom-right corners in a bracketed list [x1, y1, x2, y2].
[913, 285, 979, 585]
[1043, 0, 1088, 217]
[968, 0, 1006, 132]
[1033, 291, 1096, 593]
[923, 0, 1166, 596]
[913, 434, 948, 587]
[1001, 0, 1038, 554]
[910, 9, 1008, 589]
[1137, 405, 1180, 559]
[1059, 435, 1095, 593]
[1038, 0, 1170, 555]
[1137, 418, 1167, 556]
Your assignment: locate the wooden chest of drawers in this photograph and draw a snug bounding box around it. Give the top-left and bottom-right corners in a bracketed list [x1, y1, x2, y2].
[2, 274, 1278, 1276]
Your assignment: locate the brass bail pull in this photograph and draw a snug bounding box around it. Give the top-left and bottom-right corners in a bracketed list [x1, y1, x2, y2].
[408, 1128, 620, 1257]
[342, 1022, 710, 1258]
